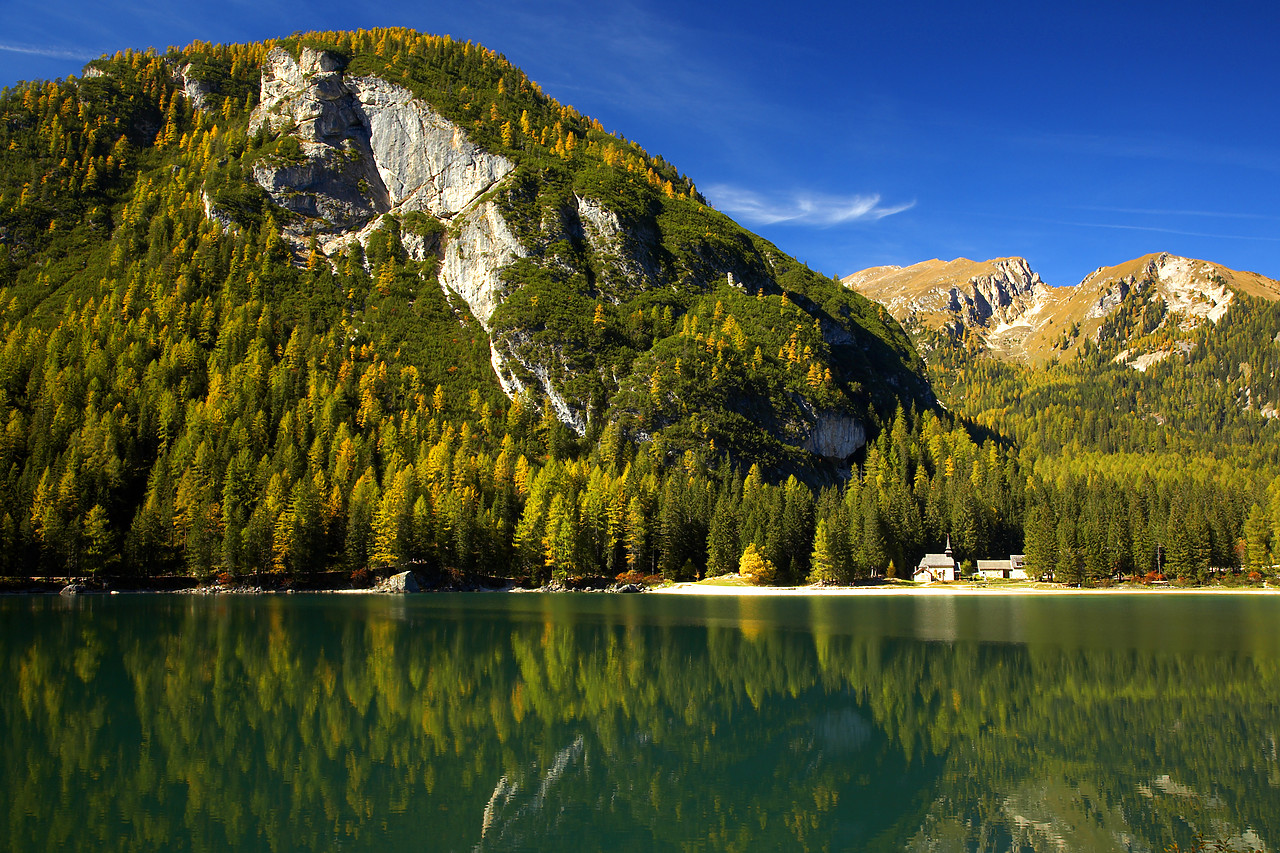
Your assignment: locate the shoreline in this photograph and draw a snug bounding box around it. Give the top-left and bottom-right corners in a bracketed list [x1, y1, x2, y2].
[651, 581, 1280, 596]
[4, 574, 1278, 597]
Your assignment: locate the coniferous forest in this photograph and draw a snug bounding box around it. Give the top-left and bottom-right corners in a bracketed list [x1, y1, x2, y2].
[2, 28, 1279, 587]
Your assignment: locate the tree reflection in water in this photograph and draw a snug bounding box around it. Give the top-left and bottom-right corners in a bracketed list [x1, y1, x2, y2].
[1, 593, 1277, 851]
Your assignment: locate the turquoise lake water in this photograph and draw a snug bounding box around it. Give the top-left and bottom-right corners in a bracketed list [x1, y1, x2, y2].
[2, 592, 1278, 851]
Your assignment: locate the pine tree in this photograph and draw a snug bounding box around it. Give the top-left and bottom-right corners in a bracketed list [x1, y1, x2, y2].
[1023, 502, 1057, 580]
[82, 504, 114, 574]
[810, 517, 853, 584]
[625, 495, 649, 574]
[706, 489, 740, 577]
[1244, 502, 1270, 572]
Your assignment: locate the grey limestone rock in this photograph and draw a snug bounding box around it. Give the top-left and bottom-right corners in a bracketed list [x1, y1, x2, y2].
[952, 258, 1047, 329]
[248, 47, 515, 230]
[439, 200, 526, 329]
[376, 571, 422, 593]
[246, 46, 525, 337]
[174, 63, 215, 112]
[803, 414, 867, 460]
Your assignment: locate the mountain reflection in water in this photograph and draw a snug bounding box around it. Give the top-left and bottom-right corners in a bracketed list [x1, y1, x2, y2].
[1, 593, 1277, 851]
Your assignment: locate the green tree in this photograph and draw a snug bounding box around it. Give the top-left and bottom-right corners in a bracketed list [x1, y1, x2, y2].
[810, 516, 852, 584]
[1244, 502, 1270, 573]
[82, 504, 115, 575]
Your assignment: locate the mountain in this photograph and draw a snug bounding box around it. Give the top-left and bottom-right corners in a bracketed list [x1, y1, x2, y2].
[861, 249, 1280, 481]
[0, 28, 934, 579]
[218, 41, 931, 466]
[843, 257, 1049, 359]
[844, 252, 1280, 365]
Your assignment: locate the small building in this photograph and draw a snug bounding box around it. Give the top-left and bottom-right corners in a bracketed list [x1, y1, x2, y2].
[914, 538, 959, 583]
[977, 555, 1029, 581]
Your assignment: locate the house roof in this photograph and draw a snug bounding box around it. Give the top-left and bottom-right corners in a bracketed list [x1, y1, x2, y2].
[976, 560, 1009, 571]
[918, 554, 955, 568]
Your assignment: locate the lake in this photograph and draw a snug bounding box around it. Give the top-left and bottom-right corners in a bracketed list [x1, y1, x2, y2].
[2, 592, 1278, 851]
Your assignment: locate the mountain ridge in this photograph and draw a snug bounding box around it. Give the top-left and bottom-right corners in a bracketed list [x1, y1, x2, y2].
[844, 251, 1280, 364]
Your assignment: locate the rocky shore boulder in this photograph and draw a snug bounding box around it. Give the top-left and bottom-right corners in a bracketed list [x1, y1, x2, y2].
[375, 571, 422, 593]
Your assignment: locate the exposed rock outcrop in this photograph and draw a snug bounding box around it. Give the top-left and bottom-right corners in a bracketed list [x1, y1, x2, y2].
[201, 191, 238, 232]
[239, 47, 623, 436]
[489, 331, 589, 436]
[440, 201, 527, 329]
[572, 194, 660, 295]
[174, 63, 215, 112]
[246, 46, 533, 370]
[803, 414, 867, 460]
[250, 48, 389, 229]
[956, 257, 1048, 327]
[844, 257, 1048, 337]
[348, 77, 514, 217]
[247, 47, 515, 237]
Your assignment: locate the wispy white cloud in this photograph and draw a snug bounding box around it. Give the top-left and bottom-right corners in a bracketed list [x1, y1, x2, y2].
[706, 185, 915, 227]
[1048, 219, 1280, 242]
[1072, 205, 1277, 221]
[0, 42, 98, 61]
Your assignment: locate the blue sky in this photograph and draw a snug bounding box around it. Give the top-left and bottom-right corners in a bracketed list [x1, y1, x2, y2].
[2, 0, 1278, 286]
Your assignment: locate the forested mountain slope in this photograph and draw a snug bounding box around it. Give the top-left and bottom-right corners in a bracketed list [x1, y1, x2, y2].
[847, 252, 1280, 583]
[0, 28, 939, 579]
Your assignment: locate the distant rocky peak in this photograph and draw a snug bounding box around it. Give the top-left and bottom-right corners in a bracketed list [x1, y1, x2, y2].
[1079, 253, 1238, 325]
[842, 256, 1047, 333]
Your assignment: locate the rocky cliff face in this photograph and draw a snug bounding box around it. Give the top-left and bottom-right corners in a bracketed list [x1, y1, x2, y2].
[248, 47, 515, 236]
[803, 414, 867, 461]
[955, 257, 1047, 327]
[439, 201, 525, 329]
[241, 48, 546, 402]
[249, 48, 390, 230]
[230, 47, 628, 437]
[174, 63, 215, 112]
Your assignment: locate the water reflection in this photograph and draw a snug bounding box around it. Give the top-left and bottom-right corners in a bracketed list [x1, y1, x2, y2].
[913, 594, 959, 642]
[1, 593, 1277, 851]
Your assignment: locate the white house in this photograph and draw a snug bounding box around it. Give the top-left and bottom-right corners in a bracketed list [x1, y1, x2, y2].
[977, 555, 1029, 580]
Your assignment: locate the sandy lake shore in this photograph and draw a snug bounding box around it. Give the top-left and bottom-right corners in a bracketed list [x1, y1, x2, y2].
[651, 580, 1280, 596]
